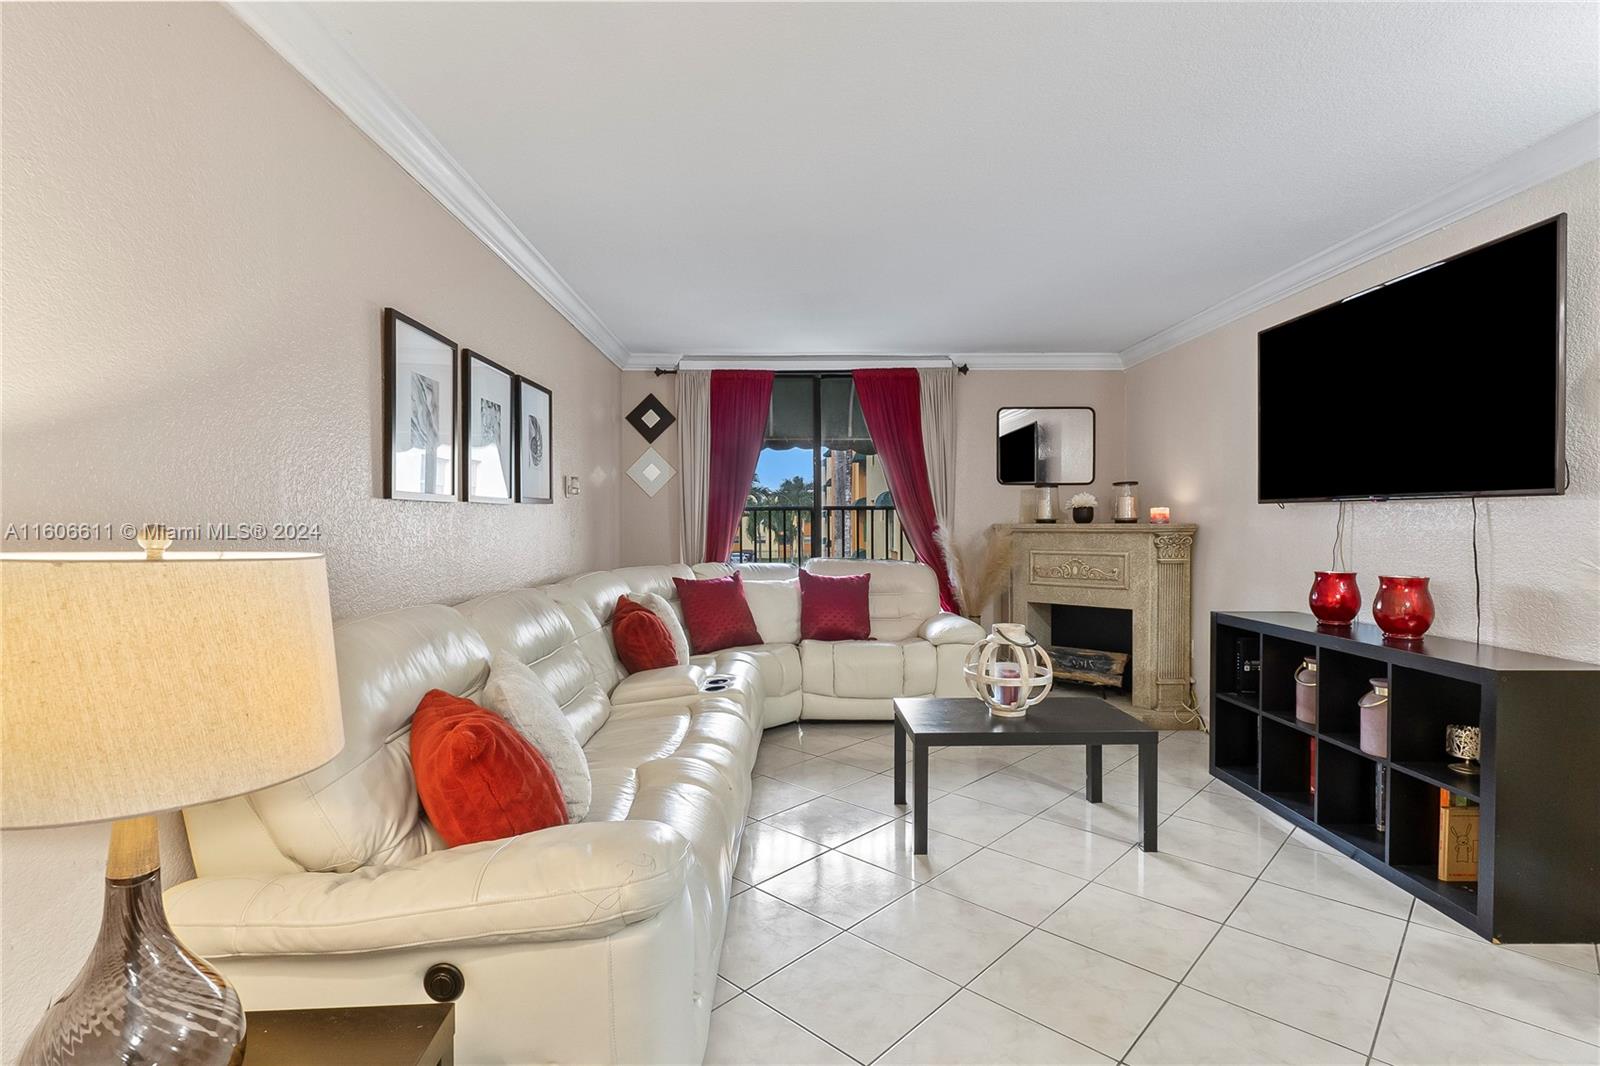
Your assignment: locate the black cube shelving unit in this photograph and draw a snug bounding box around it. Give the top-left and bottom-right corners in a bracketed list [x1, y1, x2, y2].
[1210, 611, 1600, 943]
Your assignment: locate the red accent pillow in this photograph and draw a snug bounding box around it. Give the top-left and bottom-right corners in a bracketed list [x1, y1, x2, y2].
[410, 689, 567, 847]
[800, 569, 873, 641]
[672, 573, 763, 654]
[612, 595, 679, 672]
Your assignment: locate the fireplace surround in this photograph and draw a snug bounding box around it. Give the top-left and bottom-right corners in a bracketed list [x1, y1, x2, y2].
[1001, 522, 1197, 721]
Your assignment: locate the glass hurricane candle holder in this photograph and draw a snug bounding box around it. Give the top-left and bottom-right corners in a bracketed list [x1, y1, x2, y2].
[1112, 481, 1139, 523]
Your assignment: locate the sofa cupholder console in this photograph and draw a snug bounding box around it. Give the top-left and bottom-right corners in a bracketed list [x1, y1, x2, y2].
[701, 673, 736, 693]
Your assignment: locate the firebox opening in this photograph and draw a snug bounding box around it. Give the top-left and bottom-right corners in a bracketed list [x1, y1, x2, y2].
[1050, 604, 1134, 695]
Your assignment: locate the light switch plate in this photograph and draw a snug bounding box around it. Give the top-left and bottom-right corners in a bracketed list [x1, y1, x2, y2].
[564, 475, 581, 497]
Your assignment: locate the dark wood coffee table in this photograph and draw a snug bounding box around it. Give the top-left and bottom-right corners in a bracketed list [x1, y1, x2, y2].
[893, 696, 1159, 854]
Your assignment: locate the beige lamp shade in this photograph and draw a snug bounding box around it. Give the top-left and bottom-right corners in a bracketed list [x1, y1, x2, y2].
[1, 551, 345, 828]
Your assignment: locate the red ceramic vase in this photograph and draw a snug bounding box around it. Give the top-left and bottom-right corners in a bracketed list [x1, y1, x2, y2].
[1373, 575, 1435, 642]
[1308, 571, 1361, 628]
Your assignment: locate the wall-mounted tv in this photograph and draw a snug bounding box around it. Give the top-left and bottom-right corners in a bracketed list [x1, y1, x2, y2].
[1258, 215, 1566, 503]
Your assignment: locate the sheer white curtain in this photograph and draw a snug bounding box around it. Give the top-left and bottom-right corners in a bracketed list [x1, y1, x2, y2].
[918, 366, 961, 608]
[676, 369, 712, 564]
[919, 367, 958, 534]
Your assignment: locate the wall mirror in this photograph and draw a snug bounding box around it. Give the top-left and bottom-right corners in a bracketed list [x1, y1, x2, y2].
[996, 407, 1095, 485]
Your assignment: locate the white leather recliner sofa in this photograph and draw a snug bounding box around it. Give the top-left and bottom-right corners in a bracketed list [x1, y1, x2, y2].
[165, 559, 980, 1065]
[686, 557, 983, 723]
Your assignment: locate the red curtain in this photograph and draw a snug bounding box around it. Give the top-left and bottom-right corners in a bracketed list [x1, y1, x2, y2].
[704, 370, 775, 563]
[852, 368, 959, 612]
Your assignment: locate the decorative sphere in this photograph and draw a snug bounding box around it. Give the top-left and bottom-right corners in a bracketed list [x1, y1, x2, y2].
[962, 623, 1053, 717]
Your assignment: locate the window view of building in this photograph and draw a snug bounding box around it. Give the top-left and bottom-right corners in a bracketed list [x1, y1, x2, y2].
[731, 375, 913, 562]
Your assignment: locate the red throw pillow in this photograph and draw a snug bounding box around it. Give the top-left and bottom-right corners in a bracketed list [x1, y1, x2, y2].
[411, 689, 567, 847]
[612, 595, 679, 672]
[800, 569, 873, 641]
[672, 573, 763, 654]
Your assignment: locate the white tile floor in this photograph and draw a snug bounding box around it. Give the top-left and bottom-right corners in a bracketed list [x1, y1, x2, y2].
[708, 722, 1600, 1066]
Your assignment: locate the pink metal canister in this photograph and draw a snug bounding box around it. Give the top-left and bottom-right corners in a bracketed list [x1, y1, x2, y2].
[1294, 657, 1318, 725]
[1358, 678, 1390, 757]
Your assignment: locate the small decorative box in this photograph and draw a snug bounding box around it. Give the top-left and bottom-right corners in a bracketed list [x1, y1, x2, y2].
[1437, 789, 1479, 883]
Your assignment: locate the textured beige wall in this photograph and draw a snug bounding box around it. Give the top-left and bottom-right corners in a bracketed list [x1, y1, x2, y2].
[0, 5, 620, 1055]
[616, 368, 1128, 565]
[951, 369, 1128, 533]
[1126, 161, 1600, 712]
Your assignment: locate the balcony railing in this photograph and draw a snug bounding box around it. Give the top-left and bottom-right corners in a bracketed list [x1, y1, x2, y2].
[733, 505, 915, 563]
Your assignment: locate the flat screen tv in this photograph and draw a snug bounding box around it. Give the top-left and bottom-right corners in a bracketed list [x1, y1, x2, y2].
[998, 421, 1040, 484]
[1258, 215, 1566, 502]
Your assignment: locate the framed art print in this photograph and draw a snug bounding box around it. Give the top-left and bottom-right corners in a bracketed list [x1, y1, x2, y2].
[517, 376, 554, 504]
[461, 350, 516, 503]
[383, 308, 458, 502]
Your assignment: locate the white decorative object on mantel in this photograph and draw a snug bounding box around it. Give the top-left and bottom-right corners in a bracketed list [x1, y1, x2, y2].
[626, 447, 676, 497]
[962, 623, 1053, 717]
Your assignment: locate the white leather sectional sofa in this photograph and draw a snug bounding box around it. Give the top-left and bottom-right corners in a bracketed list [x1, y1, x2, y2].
[166, 559, 981, 1065]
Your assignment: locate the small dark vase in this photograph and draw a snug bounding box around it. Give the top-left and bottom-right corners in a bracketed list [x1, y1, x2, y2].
[1309, 571, 1361, 628]
[1072, 507, 1094, 524]
[1374, 575, 1435, 642]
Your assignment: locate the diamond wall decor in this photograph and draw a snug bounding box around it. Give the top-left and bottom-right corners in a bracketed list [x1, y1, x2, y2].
[626, 393, 676, 443]
[627, 447, 676, 497]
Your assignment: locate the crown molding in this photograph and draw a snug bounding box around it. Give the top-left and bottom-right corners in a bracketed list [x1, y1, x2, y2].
[229, 2, 632, 368]
[628, 351, 1124, 372]
[962, 352, 1124, 371]
[1120, 113, 1600, 368]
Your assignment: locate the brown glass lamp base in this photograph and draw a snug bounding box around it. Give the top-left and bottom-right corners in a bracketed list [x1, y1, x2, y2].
[20, 817, 245, 1066]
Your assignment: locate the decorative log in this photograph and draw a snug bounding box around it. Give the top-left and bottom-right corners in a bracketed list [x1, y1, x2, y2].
[1048, 645, 1130, 688]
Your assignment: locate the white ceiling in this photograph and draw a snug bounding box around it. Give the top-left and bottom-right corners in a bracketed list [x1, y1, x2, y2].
[249, 2, 1598, 367]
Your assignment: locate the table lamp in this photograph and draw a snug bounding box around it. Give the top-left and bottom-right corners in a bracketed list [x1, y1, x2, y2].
[1, 533, 345, 1065]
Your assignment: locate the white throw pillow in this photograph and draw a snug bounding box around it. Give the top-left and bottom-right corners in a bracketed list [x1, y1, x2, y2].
[482, 651, 591, 822]
[635, 592, 691, 666]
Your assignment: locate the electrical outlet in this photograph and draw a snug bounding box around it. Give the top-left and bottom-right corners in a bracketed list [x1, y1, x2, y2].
[564, 475, 581, 497]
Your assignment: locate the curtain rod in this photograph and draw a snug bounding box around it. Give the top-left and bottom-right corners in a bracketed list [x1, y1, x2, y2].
[653, 363, 969, 376]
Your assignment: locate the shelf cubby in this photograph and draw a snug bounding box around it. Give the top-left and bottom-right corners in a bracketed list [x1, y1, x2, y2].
[1387, 767, 1447, 868]
[1213, 623, 1261, 708]
[1315, 743, 1385, 861]
[1389, 666, 1482, 764]
[1211, 698, 1259, 784]
[1261, 634, 1317, 723]
[1315, 647, 1389, 747]
[1259, 716, 1314, 820]
[1386, 768, 1478, 921]
[1209, 610, 1600, 943]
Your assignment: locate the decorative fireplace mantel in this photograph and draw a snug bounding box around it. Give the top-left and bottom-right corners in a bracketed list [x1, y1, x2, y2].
[999, 523, 1197, 718]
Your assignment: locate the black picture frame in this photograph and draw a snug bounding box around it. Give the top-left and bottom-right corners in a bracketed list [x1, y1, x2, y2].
[516, 375, 555, 504]
[460, 349, 517, 504]
[382, 308, 459, 502]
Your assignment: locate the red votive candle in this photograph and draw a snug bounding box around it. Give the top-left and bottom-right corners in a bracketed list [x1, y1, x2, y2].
[1149, 506, 1171, 524]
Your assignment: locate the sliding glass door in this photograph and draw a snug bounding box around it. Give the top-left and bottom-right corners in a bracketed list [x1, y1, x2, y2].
[736, 374, 913, 562]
